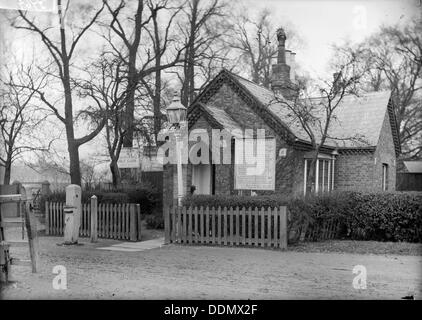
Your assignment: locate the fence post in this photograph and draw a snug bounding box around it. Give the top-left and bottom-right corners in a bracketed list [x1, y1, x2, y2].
[90, 196, 98, 243]
[24, 200, 39, 273]
[136, 204, 141, 241]
[279, 206, 287, 250]
[129, 204, 137, 241]
[164, 206, 170, 244]
[45, 201, 49, 235]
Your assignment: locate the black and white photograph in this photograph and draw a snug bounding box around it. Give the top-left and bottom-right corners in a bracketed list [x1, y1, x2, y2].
[0, 0, 421, 306]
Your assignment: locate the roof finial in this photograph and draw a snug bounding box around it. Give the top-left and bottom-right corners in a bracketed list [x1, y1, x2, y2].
[276, 27, 286, 42]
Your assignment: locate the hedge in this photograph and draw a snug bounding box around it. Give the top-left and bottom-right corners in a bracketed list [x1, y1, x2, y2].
[346, 192, 422, 242]
[182, 194, 290, 209]
[40, 185, 160, 216]
[182, 192, 422, 243]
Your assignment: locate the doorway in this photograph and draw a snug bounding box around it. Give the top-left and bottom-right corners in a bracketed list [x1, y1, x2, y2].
[192, 164, 214, 195]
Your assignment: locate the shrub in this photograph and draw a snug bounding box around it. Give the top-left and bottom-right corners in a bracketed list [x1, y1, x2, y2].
[126, 182, 160, 216]
[181, 191, 422, 243]
[182, 194, 290, 209]
[344, 191, 422, 242]
[145, 215, 164, 229]
[40, 186, 159, 215]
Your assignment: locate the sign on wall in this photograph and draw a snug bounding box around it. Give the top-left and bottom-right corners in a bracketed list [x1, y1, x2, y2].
[117, 148, 140, 169]
[0, 0, 56, 12]
[234, 138, 276, 190]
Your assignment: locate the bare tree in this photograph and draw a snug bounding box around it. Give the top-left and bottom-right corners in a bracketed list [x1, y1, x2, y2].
[177, 0, 230, 107]
[273, 52, 369, 193]
[0, 63, 51, 184]
[335, 19, 422, 158]
[74, 54, 126, 187]
[12, 0, 107, 185]
[230, 9, 301, 88]
[76, 53, 158, 187]
[140, 0, 183, 142]
[103, 0, 188, 148]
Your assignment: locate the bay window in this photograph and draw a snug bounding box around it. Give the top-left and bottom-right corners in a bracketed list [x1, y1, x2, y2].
[303, 154, 336, 195]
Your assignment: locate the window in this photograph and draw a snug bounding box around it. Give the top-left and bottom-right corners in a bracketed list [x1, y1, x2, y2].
[304, 158, 334, 195]
[382, 163, 389, 191]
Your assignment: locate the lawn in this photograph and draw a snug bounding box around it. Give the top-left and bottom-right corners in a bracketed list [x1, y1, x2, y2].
[289, 240, 422, 256]
[1, 229, 421, 300]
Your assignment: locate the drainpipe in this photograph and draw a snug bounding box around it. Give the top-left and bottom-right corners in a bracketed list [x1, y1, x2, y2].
[331, 149, 339, 191]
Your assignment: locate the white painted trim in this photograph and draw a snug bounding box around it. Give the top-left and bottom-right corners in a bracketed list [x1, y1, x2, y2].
[328, 160, 331, 191]
[303, 159, 308, 195]
[315, 159, 319, 193]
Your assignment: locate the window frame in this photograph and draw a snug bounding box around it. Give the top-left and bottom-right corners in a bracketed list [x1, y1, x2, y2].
[304, 156, 335, 195]
[382, 163, 389, 191]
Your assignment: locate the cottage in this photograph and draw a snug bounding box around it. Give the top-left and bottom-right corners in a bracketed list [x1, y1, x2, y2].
[163, 27, 400, 207]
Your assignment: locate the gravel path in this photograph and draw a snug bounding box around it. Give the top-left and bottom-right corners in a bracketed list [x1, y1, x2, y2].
[1, 235, 421, 300]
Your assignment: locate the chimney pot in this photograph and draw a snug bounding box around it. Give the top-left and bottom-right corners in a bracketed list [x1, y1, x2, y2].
[271, 26, 296, 99]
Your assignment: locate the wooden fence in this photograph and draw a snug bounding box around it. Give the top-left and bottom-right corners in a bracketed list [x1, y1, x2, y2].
[304, 218, 342, 241]
[45, 200, 141, 241]
[397, 173, 422, 191]
[164, 206, 287, 249]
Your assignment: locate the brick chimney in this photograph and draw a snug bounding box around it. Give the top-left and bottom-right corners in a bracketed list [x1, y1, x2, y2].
[271, 27, 297, 100]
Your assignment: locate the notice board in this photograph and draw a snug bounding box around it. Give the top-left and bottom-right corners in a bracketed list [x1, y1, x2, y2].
[234, 138, 276, 190]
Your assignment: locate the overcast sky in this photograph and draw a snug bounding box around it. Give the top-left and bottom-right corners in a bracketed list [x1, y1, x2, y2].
[2, 0, 421, 174]
[244, 0, 419, 77]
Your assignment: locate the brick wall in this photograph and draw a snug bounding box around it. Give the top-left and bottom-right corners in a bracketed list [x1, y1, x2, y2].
[163, 81, 397, 208]
[335, 152, 375, 191]
[207, 84, 275, 134]
[374, 110, 397, 191]
[162, 83, 306, 205]
[335, 110, 396, 191]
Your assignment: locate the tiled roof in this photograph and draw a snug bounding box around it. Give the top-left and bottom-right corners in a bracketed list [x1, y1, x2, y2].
[190, 69, 396, 151]
[202, 104, 243, 134]
[231, 72, 391, 148]
[320, 92, 391, 148]
[403, 161, 422, 173]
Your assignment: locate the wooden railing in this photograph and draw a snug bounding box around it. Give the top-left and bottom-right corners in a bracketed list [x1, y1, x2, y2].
[304, 218, 342, 241]
[45, 200, 141, 241]
[164, 206, 287, 249]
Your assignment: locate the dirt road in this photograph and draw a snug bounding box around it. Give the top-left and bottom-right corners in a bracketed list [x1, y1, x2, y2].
[1, 236, 421, 300]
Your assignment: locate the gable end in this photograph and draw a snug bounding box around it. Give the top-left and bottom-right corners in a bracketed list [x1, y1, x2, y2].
[387, 97, 401, 156]
[188, 69, 297, 144]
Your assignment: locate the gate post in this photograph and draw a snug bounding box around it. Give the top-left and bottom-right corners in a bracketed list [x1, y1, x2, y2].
[129, 204, 137, 242]
[164, 206, 170, 244]
[90, 196, 98, 243]
[45, 201, 49, 235]
[64, 185, 81, 244]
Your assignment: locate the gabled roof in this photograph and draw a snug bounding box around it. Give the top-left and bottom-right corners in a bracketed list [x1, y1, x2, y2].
[202, 104, 243, 133]
[403, 160, 422, 173]
[269, 91, 394, 148]
[188, 69, 400, 153]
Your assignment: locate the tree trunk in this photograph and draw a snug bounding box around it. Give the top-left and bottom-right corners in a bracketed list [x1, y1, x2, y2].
[182, 0, 198, 107]
[124, 70, 136, 147]
[306, 157, 317, 195]
[3, 159, 11, 185]
[60, 0, 82, 186]
[110, 160, 121, 188]
[122, 0, 144, 148]
[68, 142, 81, 185]
[153, 52, 162, 142]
